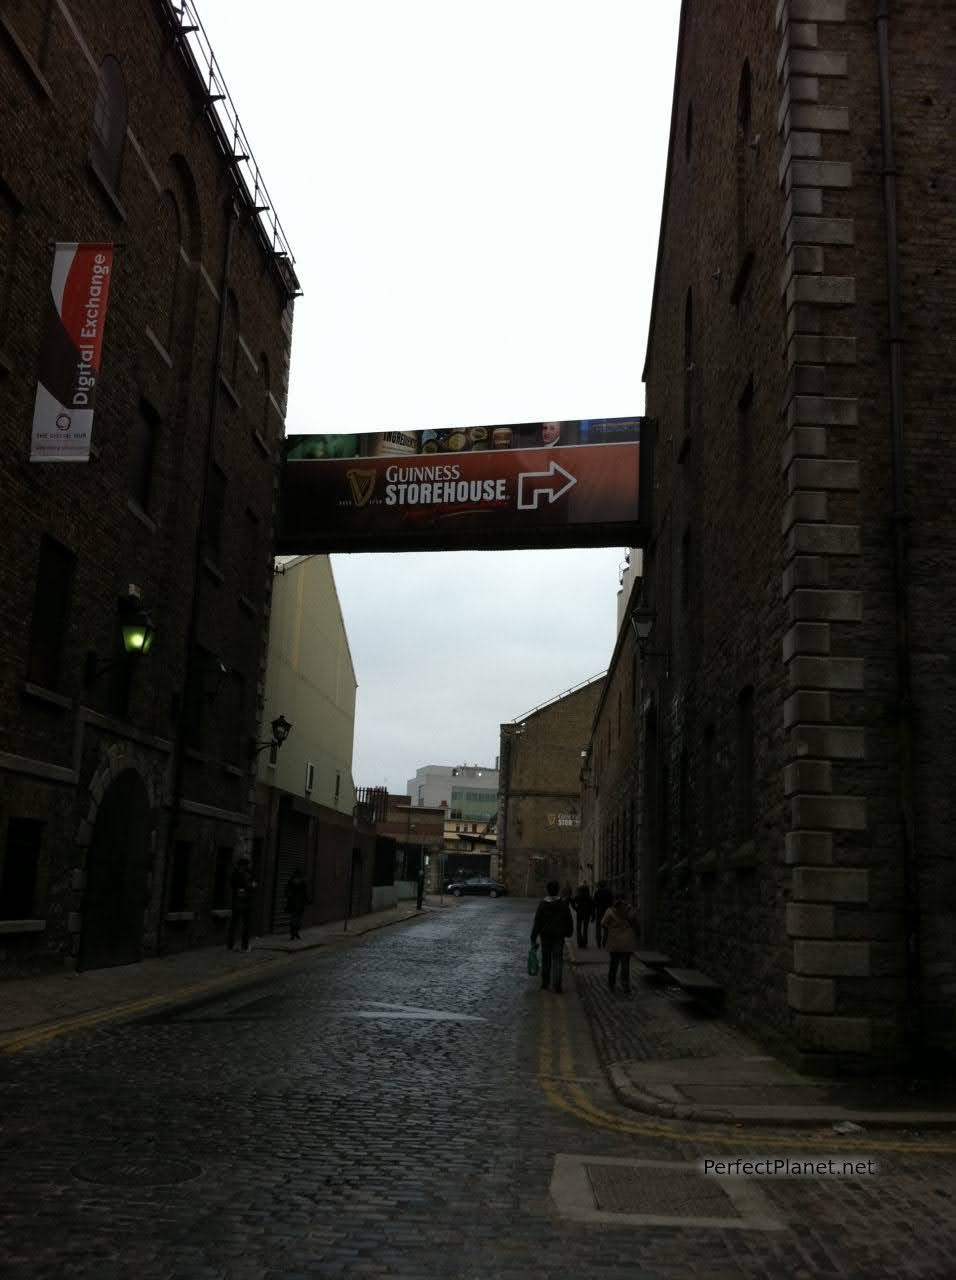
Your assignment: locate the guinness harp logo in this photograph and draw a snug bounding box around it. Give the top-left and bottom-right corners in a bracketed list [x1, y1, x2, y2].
[346, 469, 377, 507]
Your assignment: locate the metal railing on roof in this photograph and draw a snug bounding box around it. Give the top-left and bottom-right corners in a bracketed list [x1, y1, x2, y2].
[163, 0, 301, 296]
[508, 671, 607, 728]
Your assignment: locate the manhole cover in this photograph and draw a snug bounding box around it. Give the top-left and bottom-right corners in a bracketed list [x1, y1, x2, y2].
[72, 1158, 202, 1187]
[586, 1162, 739, 1218]
[550, 1156, 785, 1230]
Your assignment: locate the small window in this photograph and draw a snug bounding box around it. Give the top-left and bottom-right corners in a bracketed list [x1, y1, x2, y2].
[0, 818, 43, 918]
[90, 56, 128, 191]
[221, 671, 244, 765]
[336, 772, 342, 802]
[182, 644, 210, 750]
[129, 398, 160, 512]
[169, 841, 191, 912]
[202, 465, 226, 559]
[0, 181, 21, 343]
[305, 762, 315, 793]
[736, 686, 755, 842]
[27, 535, 75, 690]
[702, 724, 716, 852]
[682, 288, 694, 443]
[222, 290, 239, 387]
[242, 509, 260, 602]
[737, 375, 754, 488]
[212, 846, 233, 907]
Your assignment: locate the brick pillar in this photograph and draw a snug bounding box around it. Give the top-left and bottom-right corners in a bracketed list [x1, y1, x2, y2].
[777, 0, 888, 1067]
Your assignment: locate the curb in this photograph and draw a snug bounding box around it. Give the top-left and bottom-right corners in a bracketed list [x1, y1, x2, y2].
[606, 1063, 956, 1132]
[0, 903, 438, 1055]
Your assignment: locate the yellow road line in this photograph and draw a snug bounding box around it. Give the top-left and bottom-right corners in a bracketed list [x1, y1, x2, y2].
[1, 956, 285, 1056]
[537, 992, 956, 1156]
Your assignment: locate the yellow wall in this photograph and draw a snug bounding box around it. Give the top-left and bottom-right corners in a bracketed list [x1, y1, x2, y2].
[258, 556, 357, 814]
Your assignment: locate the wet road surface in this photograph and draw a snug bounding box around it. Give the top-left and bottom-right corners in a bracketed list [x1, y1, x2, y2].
[1, 899, 955, 1278]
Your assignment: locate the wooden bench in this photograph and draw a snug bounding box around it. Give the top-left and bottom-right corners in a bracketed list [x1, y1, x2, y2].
[662, 967, 724, 1010]
[634, 950, 673, 971]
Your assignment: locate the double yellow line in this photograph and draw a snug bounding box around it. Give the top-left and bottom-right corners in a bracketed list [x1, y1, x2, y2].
[537, 993, 956, 1156]
[1, 956, 285, 1056]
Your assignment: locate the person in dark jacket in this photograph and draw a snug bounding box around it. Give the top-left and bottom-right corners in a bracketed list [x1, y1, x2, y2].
[592, 881, 613, 947]
[572, 885, 594, 948]
[530, 880, 574, 994]
[227, 855, 257, 952]
[284, 867, 310, 941]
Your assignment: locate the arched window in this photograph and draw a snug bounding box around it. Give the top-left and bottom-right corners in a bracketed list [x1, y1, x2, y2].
[155, 192, 182, 353]
[259, 353, 272, 441]
[91, 56, 127, 191]
[682, 287, 694, 439]
[221, 289, 239, 387]
[735, 60, 753, 268]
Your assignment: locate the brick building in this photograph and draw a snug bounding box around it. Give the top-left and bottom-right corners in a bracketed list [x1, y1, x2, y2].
[497, 676, 604, 897]
[606, 0, 956, 1072]
[0, 1, 298, 971]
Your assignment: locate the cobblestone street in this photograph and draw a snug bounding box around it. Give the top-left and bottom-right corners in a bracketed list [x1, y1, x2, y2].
[2, 900, 955, 1278]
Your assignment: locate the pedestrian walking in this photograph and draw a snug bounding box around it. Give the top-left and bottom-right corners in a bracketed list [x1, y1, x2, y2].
[284, 867, 310, 941]
[416, 864, 426, 911]
[572, 884, 594, 948]
[592, 880, 613, 947]
[227, 855, 257, 952]
[601, 897, 639, 993]
[530, 880, 574, 994]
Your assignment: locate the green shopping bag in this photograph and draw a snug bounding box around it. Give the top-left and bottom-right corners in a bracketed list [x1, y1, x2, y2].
[527, 944, 539, 977]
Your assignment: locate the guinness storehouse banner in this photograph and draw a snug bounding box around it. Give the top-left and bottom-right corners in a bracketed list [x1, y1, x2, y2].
[278, 417, 650, 554]
[30, 243, 114, 462]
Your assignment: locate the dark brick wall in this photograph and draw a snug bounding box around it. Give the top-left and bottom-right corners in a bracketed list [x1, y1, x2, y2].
[624, 0, 956, 1069]
[0, 0, 296, 972]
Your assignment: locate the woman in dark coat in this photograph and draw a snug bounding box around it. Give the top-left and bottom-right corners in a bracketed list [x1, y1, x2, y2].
[572, 885, 594, 948]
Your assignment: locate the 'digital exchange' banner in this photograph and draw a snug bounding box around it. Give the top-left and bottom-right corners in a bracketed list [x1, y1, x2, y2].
[30, 242, 114, 462]
[278, 417, 647, 554]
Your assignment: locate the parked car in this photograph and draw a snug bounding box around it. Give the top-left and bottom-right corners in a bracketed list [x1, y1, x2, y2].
[446, 877, 508, 898]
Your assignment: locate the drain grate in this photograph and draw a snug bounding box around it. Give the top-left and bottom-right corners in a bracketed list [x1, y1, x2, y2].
[587, 1162, 740, 1218]
[551, 1155, 785, 1230]
[72, 1158, 202, 1187]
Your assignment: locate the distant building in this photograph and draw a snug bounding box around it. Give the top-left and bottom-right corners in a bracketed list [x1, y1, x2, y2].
[407, 763, 499, 822]
[497, 677, 604, 896]
[0, 0, 298, 972]
[252, 556, 370, 935]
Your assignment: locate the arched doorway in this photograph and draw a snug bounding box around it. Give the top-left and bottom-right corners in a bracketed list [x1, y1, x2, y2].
[78, 768, 152, 971]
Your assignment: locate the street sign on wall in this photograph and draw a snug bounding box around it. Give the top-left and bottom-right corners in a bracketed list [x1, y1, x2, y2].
[277, 417, 651, 554]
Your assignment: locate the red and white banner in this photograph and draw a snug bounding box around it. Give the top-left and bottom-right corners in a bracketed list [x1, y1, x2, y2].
[30, 242, 114, 462]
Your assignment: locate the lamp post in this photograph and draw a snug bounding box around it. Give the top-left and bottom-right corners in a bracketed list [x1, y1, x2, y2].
[252, 713, 293, 762]
[84, 594, 156, 685]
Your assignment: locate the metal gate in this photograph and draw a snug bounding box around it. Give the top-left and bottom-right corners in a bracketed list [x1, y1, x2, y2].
[271, 811, 309, 932]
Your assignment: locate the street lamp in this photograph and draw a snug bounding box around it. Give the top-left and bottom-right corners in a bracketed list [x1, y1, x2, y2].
[253, 713, 293, 761]
[629, 605, 670, 678]
[84, 594, 156, 685]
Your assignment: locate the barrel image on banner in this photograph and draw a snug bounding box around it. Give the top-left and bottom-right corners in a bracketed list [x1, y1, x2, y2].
[30, 242, 115, 462]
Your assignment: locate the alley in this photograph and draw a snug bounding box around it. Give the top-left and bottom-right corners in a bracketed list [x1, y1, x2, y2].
[1, 901, 955, 1279]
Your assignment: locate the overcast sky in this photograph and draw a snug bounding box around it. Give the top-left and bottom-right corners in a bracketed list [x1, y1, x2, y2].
[198, 0, 680, 791]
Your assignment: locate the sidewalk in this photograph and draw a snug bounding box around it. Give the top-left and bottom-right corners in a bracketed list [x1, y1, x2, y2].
[0, 897, 452, 1055]
[567, 938, 956, 1129]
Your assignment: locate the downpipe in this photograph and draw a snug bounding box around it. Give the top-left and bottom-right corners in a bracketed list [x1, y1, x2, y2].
[875, 0, 923, 1067]
[158, 199, 239, 953]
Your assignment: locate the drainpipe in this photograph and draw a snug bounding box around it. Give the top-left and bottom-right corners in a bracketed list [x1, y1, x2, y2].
[875, 0, 923, 1065]
[159, 198, 239, 951]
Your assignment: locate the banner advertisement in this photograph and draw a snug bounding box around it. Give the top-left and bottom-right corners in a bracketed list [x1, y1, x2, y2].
[30, 242, 115, 462]
[278, 417, 647, 554]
